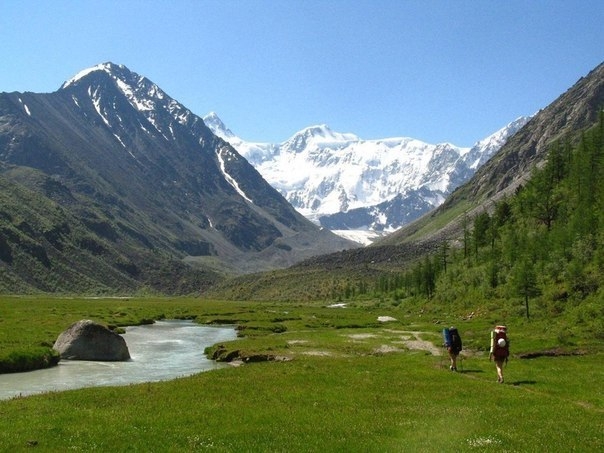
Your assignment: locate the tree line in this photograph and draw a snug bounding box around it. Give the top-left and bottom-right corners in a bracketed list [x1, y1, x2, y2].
[336, 112, 603, 328]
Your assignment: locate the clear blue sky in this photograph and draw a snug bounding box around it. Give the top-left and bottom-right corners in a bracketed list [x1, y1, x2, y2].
[1, 1, 602, 146]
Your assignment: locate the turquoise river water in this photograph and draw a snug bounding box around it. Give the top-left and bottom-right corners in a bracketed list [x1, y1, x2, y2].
[0, 320, 237, 400]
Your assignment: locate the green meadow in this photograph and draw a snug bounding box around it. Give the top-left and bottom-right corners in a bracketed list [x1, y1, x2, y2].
[0, 296, 602, 452]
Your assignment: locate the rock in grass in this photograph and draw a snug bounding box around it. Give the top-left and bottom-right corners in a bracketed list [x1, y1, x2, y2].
[53, 320, 131, 361]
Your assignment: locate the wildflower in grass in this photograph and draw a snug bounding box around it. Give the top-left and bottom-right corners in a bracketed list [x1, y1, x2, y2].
[466, 435, 502, 448]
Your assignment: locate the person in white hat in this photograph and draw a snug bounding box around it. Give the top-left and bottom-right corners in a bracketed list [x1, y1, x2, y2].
[490, 326, 509, 383]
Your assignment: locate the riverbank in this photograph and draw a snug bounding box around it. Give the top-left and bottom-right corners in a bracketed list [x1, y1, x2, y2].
[0, 321, 237, 400]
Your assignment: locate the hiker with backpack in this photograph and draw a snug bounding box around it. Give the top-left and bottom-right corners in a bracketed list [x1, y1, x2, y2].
[443, 326, 462, 371]
[489, 325, 510, 383]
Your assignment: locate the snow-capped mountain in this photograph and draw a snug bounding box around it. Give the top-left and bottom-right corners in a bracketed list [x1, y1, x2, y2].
[204, 112, 530, 241]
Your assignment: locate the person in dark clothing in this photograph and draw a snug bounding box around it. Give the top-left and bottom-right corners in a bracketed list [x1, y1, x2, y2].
[445, 326, 462, 371]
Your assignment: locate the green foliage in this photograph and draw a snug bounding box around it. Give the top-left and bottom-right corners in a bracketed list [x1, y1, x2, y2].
[0, 347, 60, 373]
[360, 116, 604, 323]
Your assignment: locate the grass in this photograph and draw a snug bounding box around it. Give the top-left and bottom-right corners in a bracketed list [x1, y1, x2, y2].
[0, 296, 602, 451]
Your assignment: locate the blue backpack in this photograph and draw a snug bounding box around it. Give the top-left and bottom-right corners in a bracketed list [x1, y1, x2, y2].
[443, 327, 462, 354]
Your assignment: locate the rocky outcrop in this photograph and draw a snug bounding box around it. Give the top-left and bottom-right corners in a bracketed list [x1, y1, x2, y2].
[53, 320, 130, 361]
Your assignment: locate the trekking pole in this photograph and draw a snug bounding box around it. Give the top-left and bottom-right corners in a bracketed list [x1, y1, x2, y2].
[440, 345, 444, 369]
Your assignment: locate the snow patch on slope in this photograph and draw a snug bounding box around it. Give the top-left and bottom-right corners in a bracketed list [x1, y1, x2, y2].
[61, 62, 117, 89]
[217, 146, 253, 203]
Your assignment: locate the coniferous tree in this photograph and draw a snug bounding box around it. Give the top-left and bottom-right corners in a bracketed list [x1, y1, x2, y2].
[462, 214, 470, 259]
[440, 240, 450, 274]
[473, 211, 491, 249]
[423, 254, 436, 298]
[511, 257, 540, 320]
[371, 115, 604, 317]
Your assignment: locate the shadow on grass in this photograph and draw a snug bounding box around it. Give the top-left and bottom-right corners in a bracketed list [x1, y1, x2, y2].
[511, 380, 537, 386]
[458, 369, 484, 374]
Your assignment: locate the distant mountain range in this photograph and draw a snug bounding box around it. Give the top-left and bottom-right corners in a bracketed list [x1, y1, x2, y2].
[2, 60, 600, 296]
[0, 62, 354, 293]
[204, 112, 530, 243]
[203, 62, 604, 301]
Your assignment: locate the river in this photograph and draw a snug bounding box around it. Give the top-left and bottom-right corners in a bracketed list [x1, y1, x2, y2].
[0, 320, 237, 400]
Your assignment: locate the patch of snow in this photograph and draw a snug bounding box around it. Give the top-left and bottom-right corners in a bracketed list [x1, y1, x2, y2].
[332, 229, 386, 246]
[91, 88, 111, 128]
[112, 133, 126, 148]
[377, 316, 397, 323]
[216, 146, 253, 203]
[61, 62, 115, 89]
[18, 98, 31, 116]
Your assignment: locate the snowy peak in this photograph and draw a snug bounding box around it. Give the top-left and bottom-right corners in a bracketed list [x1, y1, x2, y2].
[59, 62, 202, 144]
[60, 62, 123, 89]
[203, 112, 278, 165]
[294, 124, 358, 142]
[464, 116, 531, 170]
[206, 113, 531, 236]
[61, 62, 172, 113]
[61, 62, 163, 107]
[283, 124, 360, 152]
[203, 112, 235, 139]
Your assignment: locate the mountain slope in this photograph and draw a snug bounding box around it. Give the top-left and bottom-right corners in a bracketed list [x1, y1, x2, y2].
[205, 112, 529, 236]
[0, 63, 355, 293]
[205, 61, 604, 301]
[380, 61, 604, 248]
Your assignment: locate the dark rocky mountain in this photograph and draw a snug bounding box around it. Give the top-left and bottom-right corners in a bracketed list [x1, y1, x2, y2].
[0, 63, 355, 294]
[318, 189, 437, 231]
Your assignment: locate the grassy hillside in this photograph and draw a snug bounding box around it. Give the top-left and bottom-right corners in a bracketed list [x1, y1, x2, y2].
[0, 167, 223, 295]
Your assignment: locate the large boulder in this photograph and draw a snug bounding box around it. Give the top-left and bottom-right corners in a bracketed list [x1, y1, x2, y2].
[53, 320, 131, 361]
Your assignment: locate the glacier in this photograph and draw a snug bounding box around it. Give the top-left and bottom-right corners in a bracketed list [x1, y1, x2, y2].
[204, 112, 530, 241]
